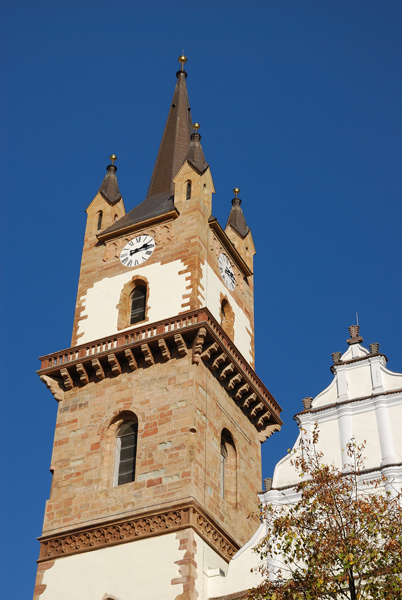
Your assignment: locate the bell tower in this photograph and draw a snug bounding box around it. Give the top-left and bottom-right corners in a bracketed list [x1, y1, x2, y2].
[34, 57, 282, 600]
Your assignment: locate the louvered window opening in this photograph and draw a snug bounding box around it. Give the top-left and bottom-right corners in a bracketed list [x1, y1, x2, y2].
[97, 211, 103, 230]
[117, 422, 138, 486]
[130, 286, 146, 325]
[186, 182, 191, 200]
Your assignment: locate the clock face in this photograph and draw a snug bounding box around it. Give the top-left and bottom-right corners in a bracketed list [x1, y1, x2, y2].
[120, 235, 155, 268]
[219, 253, 236, 291]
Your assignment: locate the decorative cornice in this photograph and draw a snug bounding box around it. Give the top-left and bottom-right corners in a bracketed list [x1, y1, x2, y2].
[294, 387, 402, 419]
[37, 500, 239, 563]
[37, 308, 282, 438]
[330, 352, 388, 373]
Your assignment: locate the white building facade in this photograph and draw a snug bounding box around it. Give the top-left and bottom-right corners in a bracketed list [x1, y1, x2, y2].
[208, 325, 402, 600]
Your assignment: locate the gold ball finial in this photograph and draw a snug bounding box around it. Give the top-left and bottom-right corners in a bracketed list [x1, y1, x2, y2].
[178, 55, 187, 65]
[233, 188, 240, 197]
[110, 154, 117, 164]
[193, 123, 200, 132]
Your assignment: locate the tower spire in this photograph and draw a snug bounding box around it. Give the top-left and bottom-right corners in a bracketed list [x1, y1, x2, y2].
[100, 56, 209, 237]
[187, 123, 208, 173]
[146, 55, 193, 199]
[225, 188, 250, 237]
[98, 155, 122, 205]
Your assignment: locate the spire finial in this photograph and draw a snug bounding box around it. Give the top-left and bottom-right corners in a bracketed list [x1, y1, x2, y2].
[233, 188, 240, 198]
[110, 154, 117, 165]
[178, 55, 187, 71]
[192, 123, 200, 133]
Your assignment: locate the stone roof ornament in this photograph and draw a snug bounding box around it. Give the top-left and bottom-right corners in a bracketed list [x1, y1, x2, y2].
[302, 397, 313, 409]
[347, 324, 363, 345]
[369, 342, 380, 354]
[331, 352, 342, 364]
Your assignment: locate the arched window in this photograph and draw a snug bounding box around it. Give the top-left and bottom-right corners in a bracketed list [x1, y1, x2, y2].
[220, 429, 237, 507]
[130, 286, 146, 325]
[114, 214, 118, 222]
[97, 211, 103, 230]
[186, 181, 192, 200]
[114, 421, 138, 486]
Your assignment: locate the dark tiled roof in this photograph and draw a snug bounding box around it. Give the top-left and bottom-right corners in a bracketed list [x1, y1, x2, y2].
[146, 69, 193, 198]
[225, 198, 249, 237]
[187, 132, 208, 173]
[98, 164, 122, 205]
[100, 191, 178, 236]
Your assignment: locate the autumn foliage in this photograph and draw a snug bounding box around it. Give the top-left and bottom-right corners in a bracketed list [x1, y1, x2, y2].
[250, 427, 402, 599]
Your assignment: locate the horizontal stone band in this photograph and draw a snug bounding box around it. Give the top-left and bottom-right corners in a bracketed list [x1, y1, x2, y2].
[38, 500, 239, 563]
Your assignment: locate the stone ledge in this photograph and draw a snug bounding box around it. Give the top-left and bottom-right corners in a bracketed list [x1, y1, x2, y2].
[37, 499, 239, 563]
[37, 309, 282, 439]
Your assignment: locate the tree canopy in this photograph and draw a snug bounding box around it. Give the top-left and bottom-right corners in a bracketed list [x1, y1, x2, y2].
[250, 427, 402, 599]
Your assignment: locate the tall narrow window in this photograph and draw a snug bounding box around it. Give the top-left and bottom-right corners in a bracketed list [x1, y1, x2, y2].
[220, 430, 237, 507]
[186, 181, 192, 200]
[114, 421, 138, 486]
[220, 441, 228, 497]
[130, 286, 146, 325]
[97, 211, 103, 230]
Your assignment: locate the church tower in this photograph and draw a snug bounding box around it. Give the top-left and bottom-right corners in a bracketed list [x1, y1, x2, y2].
[34, 57, 282, 600]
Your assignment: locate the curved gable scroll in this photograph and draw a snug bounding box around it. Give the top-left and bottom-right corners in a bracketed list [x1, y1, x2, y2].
[116, 275, 150, 331]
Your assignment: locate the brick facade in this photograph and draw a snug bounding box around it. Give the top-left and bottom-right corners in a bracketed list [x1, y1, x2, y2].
[34, 63, 282, 600]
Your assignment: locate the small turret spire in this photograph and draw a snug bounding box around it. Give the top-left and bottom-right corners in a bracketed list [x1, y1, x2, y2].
[98, 155, 122, 205]
[187, 123, 208, 173]
[225, 188, 250, 237]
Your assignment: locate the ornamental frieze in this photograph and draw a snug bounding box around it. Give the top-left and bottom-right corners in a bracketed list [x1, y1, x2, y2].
[38, 502, 238, 563]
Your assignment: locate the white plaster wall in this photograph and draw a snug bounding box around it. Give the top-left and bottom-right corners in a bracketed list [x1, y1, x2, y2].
[381, 366, 402, 391]
[207, 524, 265, 599]
[317, 419, 342, 468]
[346, 364, 372, 399]
[272, 452, 296, 488]
[389, 403, 402, 461]
[192, 532, 229, 599]
[201, 263, 253, 364]
[77, 260, 188, 344]
[313, 378, 337, 408]
[352, 410, 382, 468]
[41, 533, 184, 600]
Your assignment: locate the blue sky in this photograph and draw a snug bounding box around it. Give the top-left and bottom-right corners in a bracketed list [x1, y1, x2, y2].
[1, 1, 401, 597]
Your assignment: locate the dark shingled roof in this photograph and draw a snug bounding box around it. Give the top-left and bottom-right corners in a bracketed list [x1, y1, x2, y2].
[100, 190, 177, 235]
[146, 69, 193, 198]
[100, 66, 209, 238]
[187, 132, 208, 173]
[225, 197, 250, 238]
[98, 164, 122, 205]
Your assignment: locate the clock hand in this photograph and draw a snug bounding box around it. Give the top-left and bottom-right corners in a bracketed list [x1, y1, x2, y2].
[129, 243, 153, 256]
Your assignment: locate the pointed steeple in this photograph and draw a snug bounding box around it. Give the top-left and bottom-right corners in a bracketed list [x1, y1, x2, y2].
[187, 123, 208, 173]
[99, 56, 210, 239]
[146, 55, 193, 199]
[225, 188, 250, 237]
[98, 155, 122, 205]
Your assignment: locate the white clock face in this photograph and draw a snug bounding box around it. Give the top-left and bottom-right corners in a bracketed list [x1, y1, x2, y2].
[120, 235, 155, 268]
[219, 253, 236, 291]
